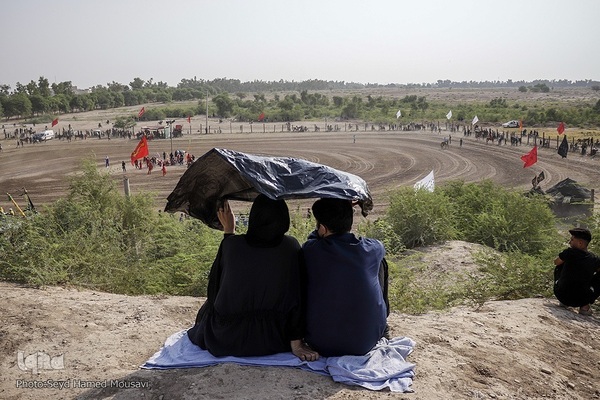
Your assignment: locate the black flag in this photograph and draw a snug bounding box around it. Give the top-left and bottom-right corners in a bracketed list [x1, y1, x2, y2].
[558, 135, 568, 158]
[532, 171, 545, 188]
[537, 171, 545, 184]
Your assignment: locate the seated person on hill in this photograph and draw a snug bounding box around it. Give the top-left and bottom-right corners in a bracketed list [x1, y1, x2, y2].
[302, 198, 390, 357]
[187, 195, 318, 361]
[554, 227, 600, 316]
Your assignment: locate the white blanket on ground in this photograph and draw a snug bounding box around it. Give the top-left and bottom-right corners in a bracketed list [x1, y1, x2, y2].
[142, 330, 416, 393]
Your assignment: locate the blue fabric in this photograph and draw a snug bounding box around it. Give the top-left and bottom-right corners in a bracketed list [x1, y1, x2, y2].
[302, 231, 388, 356]
[142, 330, 415, 393]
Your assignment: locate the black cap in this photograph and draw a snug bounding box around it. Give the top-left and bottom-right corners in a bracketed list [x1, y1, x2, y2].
[569, 227, 592, 242]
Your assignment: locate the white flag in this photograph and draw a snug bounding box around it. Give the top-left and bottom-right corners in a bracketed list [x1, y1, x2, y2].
[414, 170, 435, 192]
[396, 109, 402, 119]
[472, 115, 479, 125]
[446, 110, 452, 120]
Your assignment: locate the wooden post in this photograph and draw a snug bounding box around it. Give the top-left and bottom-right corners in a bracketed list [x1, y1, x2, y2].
[123, 177, 130, 197]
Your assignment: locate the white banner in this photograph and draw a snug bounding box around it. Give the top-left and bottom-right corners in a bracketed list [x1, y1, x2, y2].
[414, 170, 435, 192]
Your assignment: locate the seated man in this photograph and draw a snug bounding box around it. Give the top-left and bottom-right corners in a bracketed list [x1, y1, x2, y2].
[302, 198, 389, 357]
[554, 227, 600, 316]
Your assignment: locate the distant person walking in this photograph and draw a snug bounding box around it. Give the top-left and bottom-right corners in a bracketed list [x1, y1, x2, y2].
[105, 156, 110, 168]
[147, 159, 154, 175]
[122, 161, 126, 172]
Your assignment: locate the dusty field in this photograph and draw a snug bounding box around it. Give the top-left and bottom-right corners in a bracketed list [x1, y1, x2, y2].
[1, 121, 598, 217]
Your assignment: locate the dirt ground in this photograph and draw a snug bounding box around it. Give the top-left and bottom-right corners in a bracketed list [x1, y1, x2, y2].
[1, 101, 600, 399]
[1, 116, 598, 217]
[1, 243, 599, 400]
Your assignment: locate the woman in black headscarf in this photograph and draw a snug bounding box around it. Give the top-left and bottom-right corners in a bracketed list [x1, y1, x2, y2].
[187, 195, 318, 361]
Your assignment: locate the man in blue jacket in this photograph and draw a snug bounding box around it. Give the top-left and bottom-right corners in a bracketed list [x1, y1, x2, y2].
[302, 198, 389, 357]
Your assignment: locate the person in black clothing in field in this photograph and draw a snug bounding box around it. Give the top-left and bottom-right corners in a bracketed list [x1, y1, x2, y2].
[187, 195, 319, 361]
[554, 227, 600, 316]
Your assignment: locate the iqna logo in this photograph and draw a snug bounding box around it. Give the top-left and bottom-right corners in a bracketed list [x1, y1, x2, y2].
[17, 351, 65, 374]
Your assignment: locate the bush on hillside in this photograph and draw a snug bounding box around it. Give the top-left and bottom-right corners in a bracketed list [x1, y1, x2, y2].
[0, 159, 220, 295]
[439, 180, 560, 254]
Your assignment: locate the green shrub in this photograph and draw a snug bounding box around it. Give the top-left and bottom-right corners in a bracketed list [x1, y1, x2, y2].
[386, 255, 464, 314]
[460, 250, 555, 307]
[383, 187, 458, 248]
[0, 159, 221, 295]
[439, 180, 560, 254]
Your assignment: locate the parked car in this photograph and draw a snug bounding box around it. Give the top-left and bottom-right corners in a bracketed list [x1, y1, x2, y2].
[32, 130, 55, 142]
[502, 120, 519, 128]
[42, 130, 55, 140]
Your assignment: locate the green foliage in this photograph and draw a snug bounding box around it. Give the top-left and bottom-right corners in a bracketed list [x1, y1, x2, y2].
[3, 73, 600, 127]
[582, 213, 600, 255]
[3, 93, 32, 118]
[0, 159, 221, 295]
[371, 180, 565, 314]
[113, 116, 136, 130]
[213, 93, 234, 117]
[489, 97, 507, 108]
[439, 180, 559, 254]
[380, 187, 458, 248]
[530, 83, 550, 93]
[359, 219, 406, 254]
[385, 255, 465, 314]
[460, 250, 554, 307]
[377, 180, 560, 255]
[385, 238, 560, 314]
[0, 169, 570, 315]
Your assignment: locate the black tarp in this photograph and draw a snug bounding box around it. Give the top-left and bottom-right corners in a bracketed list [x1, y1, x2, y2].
[164, 148, 373, 229]
[545, 178, 592, 203]
[545, 178, 594, 220]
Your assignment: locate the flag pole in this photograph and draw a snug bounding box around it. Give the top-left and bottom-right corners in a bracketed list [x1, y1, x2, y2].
[7, 193, 26, 217]
[205, 91, 209, 134]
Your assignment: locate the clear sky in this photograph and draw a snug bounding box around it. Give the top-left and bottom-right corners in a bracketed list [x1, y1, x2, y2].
[2, 0, 599, 90]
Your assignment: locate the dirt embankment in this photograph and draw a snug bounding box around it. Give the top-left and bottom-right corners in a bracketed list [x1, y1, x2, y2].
[1, 241, 599, 400]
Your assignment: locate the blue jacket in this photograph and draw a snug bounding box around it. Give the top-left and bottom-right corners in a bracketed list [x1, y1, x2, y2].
[302, 231, 388, 356]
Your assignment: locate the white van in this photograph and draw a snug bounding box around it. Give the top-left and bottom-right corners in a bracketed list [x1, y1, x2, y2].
[41, 130, 55, 140]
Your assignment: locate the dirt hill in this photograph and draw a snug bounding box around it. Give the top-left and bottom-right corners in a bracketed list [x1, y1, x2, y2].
[1, 241, 599, 400]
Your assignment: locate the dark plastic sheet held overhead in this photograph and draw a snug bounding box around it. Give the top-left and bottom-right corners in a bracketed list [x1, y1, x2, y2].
[164, 148, 374, 229]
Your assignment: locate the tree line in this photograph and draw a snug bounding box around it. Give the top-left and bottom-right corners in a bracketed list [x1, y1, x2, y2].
[1, 76, 600, 128]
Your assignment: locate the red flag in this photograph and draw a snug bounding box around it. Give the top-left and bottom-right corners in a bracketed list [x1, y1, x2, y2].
[520, 146, 537, 168]
[557, 122, 565, 135]
[258, 112, 265, 122]
[51, 118, 58, 127]
[131, 136, 149, 165]
[187, 115, 191, 124]
[138, 107, 145, 118]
